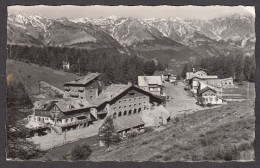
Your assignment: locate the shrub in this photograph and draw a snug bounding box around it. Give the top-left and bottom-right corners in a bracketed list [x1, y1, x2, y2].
[203, 145, 240, 161]
[71, 143, 92, 161]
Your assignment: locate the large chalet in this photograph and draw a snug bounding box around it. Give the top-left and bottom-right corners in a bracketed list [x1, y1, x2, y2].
[27, 73, 164, 136]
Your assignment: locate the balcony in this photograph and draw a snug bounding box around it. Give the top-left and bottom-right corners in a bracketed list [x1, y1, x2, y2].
[55, 119, 88, 127]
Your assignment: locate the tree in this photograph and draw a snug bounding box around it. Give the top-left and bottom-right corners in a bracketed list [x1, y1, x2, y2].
[71, 143, 92, 160]
[99, 117, 120, 147]
[6, 81, 42, 160]
[144, 60, 157, 75]
[176, 74, 181, 80]
[181, 63, 188, 79]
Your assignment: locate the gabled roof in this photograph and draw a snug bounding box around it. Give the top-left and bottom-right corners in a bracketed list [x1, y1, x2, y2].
[64, 72, 100, 86]
[55, 99, 92, 112]
[113, 115, 145, 132]
[198, 87, 217, 95]
[89, 84, 132, 106]
[89, 84, 163, 107]
[138, 76, 162, 87]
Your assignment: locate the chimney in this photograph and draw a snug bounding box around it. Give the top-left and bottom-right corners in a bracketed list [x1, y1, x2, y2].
[128, 81, 132, 86]
[193, 68, 195, 72]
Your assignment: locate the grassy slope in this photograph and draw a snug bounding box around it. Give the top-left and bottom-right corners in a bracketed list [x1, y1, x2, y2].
[89, 100, 255, 161]
[6, 59, 79, 97]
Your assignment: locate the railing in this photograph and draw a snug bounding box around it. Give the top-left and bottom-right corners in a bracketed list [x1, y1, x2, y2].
[55, 119, 88, 127]
[70, 92, 79, 97]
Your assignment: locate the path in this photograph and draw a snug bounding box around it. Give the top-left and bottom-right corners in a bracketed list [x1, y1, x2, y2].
[164, 82, 203, 118]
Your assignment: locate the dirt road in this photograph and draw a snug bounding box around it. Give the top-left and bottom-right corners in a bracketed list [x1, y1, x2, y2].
[164, 82, 203, 118]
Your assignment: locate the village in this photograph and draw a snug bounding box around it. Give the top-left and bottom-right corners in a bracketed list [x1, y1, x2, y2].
[23, 66, 243, 151]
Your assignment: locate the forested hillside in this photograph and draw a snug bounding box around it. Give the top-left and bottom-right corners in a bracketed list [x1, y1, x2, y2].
[181, 54, 256, 82]
[7, 45, 165, 85]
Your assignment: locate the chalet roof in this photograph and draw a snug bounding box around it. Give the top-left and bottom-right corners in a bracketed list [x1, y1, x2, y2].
[36, 99, 63, 111]
[138, 76, 162, 87]
[64, 72, 100, 86]
[55, 99, 92, 112]
[198, 87, 217, 95]
[90, 84, 162, 107]
[113, 115, 145, 132]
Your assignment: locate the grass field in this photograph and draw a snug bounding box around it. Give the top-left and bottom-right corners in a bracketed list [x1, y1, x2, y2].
[222, 82, 255, 100]
[88, 100, 255, 161]
[6, 59, 79, 97]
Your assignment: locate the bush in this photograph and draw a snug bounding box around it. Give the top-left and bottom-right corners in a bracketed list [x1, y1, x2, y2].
[71, 143, 92, 161]
[203, 145, 240, 161]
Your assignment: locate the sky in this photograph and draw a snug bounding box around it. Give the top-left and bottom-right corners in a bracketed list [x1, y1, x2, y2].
[8, 5, 255, 20]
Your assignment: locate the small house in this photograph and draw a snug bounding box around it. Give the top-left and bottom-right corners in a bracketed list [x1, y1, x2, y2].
[140, 105, 170, 127]
[138, 76, 163, 96]
[197, 87, 226, 105]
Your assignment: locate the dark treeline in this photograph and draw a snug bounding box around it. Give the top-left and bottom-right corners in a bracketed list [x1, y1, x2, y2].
[181, 54, 255, 82]
[7, 45, 165, 85]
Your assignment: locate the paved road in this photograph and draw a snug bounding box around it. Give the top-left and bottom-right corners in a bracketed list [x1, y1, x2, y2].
[29, 120, 103, 150]
[163, 82, 203, 118]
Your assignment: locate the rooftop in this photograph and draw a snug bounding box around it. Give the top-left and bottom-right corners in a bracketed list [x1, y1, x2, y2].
[138, 76, 162, 87]
[64, 72, 100, 86]
[113, 115, 145, 132]
[89, 84, 132, 106]
[198, 86, 217, 95]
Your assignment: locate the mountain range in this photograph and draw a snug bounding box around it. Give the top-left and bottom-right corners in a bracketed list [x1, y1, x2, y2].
[7, 12, 255, 67]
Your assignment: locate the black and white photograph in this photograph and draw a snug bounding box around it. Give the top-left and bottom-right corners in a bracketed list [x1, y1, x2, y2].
[6, 5, 256, 161]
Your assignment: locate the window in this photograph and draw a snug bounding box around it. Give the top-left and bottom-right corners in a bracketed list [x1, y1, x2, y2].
[71, 118, 74, 122]
[118, 112, 122, 117]
[119, 101, 121, 103]
[138, 108, 141, 113]
[124, 111, 127, 116]
[134, 109, 137, 114]
[114, 107, 116, 110]
[129, 99, 131, 101]
[129, 110, 132, 115]
[129, 105, 131, 107]
[65, 119, 68, 123]
[119, 106, 121, 109]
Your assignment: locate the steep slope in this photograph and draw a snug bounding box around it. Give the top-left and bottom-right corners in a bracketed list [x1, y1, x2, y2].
[89, 100, 255, 161]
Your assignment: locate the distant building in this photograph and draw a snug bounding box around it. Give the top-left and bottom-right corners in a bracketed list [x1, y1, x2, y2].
[197, 87, 226, 105]
[188, 75, 219, 93]
[138, 76, 163, 96]
[62, 61, 70, 71]
[186, 68, 207, 80]
[63, 72, 100, 101]
[153, 70, 176, 83]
